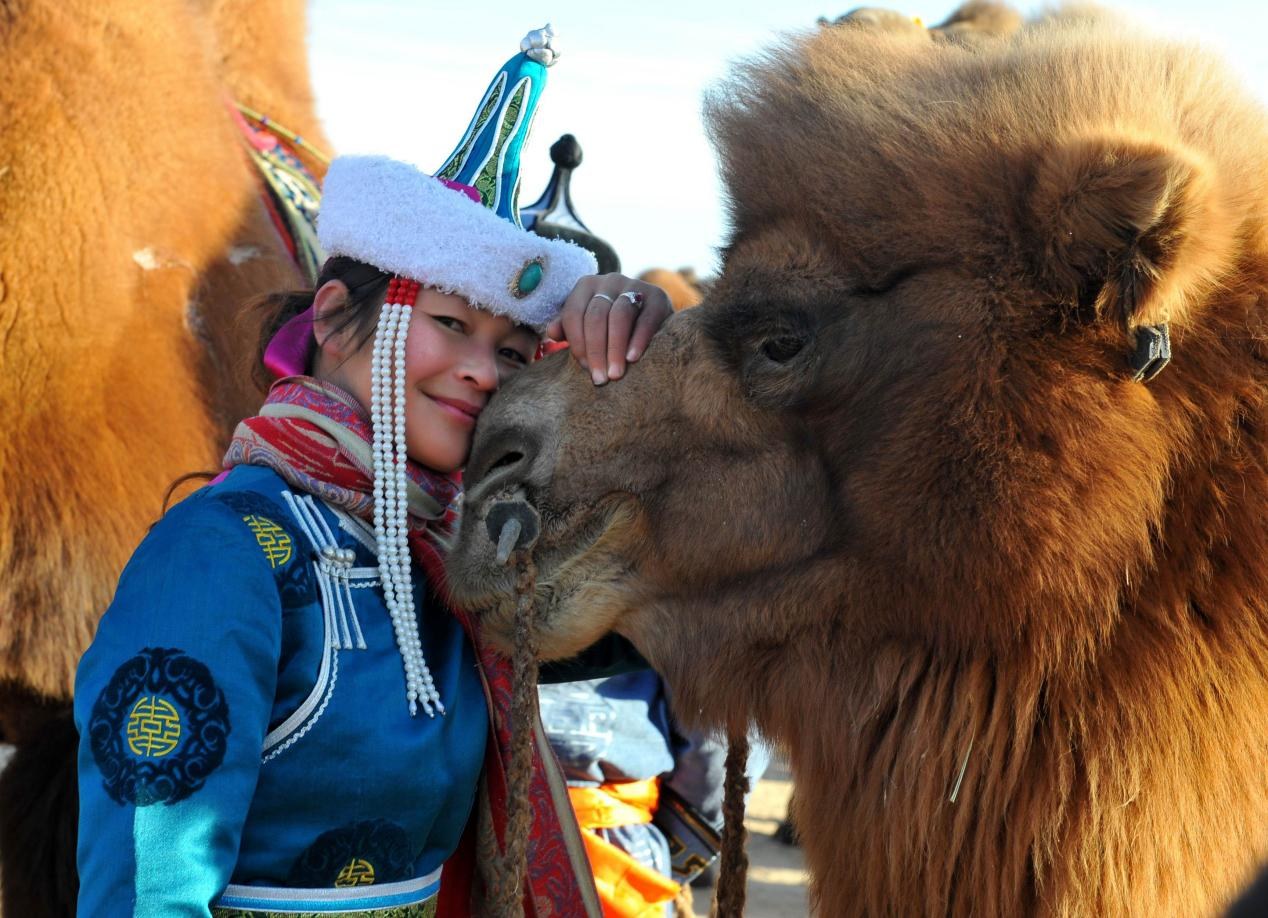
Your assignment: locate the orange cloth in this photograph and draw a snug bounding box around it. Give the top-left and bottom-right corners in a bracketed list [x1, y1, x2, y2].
[569, 779, 681, 918]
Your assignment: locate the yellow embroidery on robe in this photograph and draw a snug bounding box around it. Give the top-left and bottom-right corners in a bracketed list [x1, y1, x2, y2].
[243, 515, 293, 567]
[335, 859, 376, 887]
[126, 696, 182, 758]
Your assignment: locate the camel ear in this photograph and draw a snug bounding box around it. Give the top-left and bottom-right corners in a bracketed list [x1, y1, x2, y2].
[1028, 134, 1225, 333]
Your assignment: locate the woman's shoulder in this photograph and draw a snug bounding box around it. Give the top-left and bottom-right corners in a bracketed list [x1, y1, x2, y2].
[147, 466, 308, 560]
[164, 466, 292, 524]
[96, 467, 312, 627]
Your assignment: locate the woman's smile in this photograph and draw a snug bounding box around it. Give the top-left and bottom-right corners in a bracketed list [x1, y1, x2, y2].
[428, 394, 483, 426]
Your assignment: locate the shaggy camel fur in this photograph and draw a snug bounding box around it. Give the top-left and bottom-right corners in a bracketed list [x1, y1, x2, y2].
[0, 0, 326, 738]
[448, 6, 1268, 915]
[825, 0, 1022, 39]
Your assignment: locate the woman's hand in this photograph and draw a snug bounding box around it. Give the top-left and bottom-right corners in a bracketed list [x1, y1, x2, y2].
[546, 274, 673, 385]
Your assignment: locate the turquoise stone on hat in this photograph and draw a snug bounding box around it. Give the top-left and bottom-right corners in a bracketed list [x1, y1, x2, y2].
[513, 258, 544, 298]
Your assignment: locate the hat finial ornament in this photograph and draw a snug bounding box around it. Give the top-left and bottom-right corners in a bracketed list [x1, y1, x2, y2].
[521, 24, 559, 66]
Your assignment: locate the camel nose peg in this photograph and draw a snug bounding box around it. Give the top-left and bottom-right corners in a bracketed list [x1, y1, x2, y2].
[486, 500, 541, 565]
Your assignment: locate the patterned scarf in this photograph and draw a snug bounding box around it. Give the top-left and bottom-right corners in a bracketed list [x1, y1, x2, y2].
[224, 378, 597, 917]
[224, 377, 461, 537]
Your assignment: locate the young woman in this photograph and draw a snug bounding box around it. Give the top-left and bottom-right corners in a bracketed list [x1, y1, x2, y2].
[73, 28, 670, 918]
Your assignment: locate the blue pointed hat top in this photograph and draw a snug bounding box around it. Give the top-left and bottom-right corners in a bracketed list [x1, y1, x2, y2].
[317, 24, 597, 328]
[435, 25, 558, 229]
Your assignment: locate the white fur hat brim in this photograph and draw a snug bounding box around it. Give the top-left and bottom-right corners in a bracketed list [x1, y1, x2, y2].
[317, 156, 597, 329]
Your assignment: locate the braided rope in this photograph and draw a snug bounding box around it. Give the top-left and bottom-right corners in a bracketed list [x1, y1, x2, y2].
[488, 554, 541, 918]
[477, 789, 510, 911]
[715, 728, 751, 917]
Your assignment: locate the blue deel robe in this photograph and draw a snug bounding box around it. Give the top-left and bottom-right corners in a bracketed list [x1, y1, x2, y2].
[74, 465, 488, 916]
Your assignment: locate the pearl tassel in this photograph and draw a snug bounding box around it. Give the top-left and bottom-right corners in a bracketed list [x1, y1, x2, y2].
[371, 278, 444, 717]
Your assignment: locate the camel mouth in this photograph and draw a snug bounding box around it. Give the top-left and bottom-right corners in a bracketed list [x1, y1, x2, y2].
[449, 490, 638, 650]
[496, 490, 633, 586]
[533, 492, 636, 579]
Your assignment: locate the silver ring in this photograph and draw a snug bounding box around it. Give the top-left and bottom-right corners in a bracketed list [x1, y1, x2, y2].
[590, 293, 614, 304]
[618, 290, 644, 309]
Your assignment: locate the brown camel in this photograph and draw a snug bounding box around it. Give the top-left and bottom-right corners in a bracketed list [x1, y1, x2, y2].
[0, 0, 327, 742]
[447, 5, 1268, 915]
[0, 2, 326, 912]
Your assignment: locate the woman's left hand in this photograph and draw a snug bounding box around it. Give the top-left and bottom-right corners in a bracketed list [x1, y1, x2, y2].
[546, 274, 673, 385]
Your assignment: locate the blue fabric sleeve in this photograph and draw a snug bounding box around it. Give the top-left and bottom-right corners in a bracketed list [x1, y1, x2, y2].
[74, 493, 284, 917]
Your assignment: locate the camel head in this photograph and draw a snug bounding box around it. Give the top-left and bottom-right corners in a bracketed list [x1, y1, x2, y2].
[448, 9, 1268, 910]
[451, 5, 1264, 727]
[450, 299, 839, 693]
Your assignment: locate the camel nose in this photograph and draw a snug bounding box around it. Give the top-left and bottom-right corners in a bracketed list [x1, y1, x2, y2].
[463, 425, 542, 510]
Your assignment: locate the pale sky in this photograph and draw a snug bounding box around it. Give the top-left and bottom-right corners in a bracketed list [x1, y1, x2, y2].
[309, 1, 1268, 278]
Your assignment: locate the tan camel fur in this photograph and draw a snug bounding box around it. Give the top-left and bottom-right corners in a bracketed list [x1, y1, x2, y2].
[638, 268, 705, 311]
[0, 0, 326, 733]
[448, 6, 1268, 915]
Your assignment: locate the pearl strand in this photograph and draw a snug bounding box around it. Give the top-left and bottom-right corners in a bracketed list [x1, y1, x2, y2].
[371, 299, 406, 659]
[370, 303, 395, 573]
[381, 299, 425, 716]
[389, 303, 444, 716]
[369, 281, 443, 718]
[387, 301, 416, 710]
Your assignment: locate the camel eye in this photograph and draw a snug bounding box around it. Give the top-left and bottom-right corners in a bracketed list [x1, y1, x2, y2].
[761, 335, 806, 363]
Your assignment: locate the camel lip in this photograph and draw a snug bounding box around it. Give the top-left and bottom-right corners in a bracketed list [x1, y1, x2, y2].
[528, 492, 637, 580]
[456, 491, 635, 610]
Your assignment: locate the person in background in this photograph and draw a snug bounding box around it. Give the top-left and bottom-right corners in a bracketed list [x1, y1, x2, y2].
[539, 674, 770, 917]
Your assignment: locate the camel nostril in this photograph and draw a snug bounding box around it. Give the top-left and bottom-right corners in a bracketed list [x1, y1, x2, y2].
[471, 450, 529, 499]
[465, 427, 542, 509]
[488, 450, 524, 473]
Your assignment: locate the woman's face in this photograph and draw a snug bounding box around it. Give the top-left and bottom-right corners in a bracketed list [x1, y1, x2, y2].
[316, 284, 538, 473]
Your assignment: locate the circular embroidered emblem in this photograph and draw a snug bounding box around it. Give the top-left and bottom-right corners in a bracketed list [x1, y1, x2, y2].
[125, 696, 182, 757]
[288, 820, 413, 888]
[243, 514, 294, 568]
[511, 257, 544, 298]
[213, 492, 315, 607]
[88, 647, 231, 806]
[335, 858, 377, 887]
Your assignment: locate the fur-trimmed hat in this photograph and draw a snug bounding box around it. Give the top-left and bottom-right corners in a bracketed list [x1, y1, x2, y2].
[316, 25, 597, 330]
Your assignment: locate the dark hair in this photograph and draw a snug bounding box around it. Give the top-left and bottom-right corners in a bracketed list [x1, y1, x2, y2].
[251, 256, 392, 390]
[152, 259, 392, 524]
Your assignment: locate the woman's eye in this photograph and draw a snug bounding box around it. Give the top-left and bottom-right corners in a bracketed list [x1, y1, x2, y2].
[433, 315, 466, 332]
[499, 348, 529, 365]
